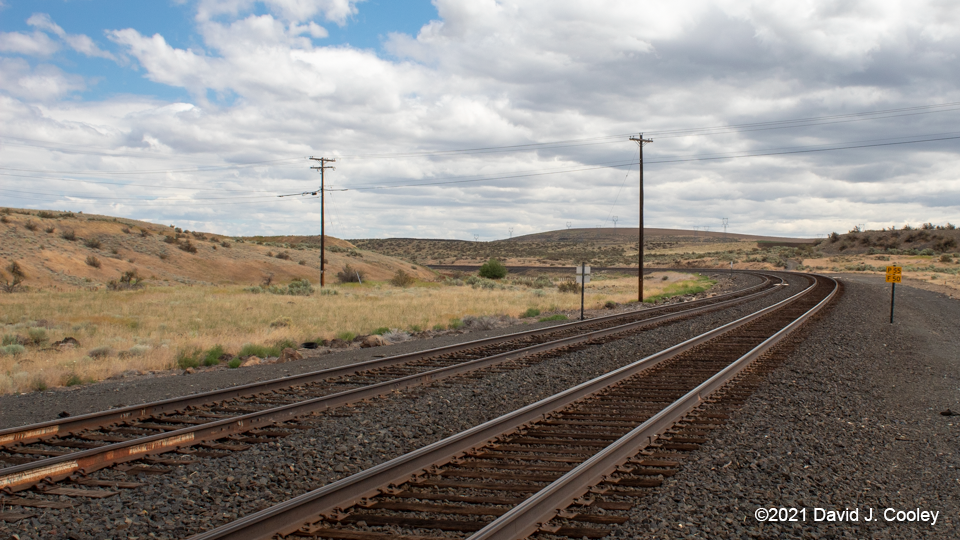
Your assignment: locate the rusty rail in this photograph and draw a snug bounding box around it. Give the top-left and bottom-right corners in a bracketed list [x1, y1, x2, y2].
[0, 273, 786, 493]
[184, 273, 828, 540]
[0, 271, 776, 449]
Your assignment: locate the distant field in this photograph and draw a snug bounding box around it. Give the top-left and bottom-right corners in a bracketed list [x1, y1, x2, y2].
[0, 270, 706, 394]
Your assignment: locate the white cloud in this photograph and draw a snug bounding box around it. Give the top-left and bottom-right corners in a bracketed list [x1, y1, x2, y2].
[196, 0, 362, 24]
[0, 30, 59, 56]
[4, 0, 960, 238]
[26, 13, 117, 60]
[0, 58, 85, 100]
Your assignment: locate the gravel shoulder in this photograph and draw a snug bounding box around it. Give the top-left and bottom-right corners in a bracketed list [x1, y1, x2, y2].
[612, 274, 960, 539]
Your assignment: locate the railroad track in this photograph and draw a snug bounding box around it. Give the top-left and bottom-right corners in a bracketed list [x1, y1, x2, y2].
[186, 273, 838, 540]
[0, 273, 786, 496]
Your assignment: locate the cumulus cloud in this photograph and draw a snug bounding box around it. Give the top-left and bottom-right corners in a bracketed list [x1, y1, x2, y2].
[4, 0, 960, 237]
[0, 57, 85, 100]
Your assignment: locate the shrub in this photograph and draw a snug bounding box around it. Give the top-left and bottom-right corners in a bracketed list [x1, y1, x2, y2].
[337, 264, 365, 283]
[0, 215, 7, 224]
[1, 335, 16, 346]
[409, 325, 422, 333]
[24, 220, 37, 231]
[37, 211, 56, 219]
[372, 327, 390, 335]
[228, 358, 242, 368]
[176, 348, 201, 369]
[85, 255, 102, 268]
[539, 314, 569, 322]
[604, 301, 618, 309]
[1, 261, 26, 293]
[84, 238, 101, 249]
[179, 240, 198, 253]
[320, 288, 338, 296]
[107, 270, 144, 291]
[336, 331, 357, 342]
[163, 235, 177, 244]
[127, 344, 150, 356]
[532, 276, 553, 288]
[390, 269, 416, 287]
[521, 308, 541, 318]
[64, 374, 84, 387]
[203, 345, 225, 366]
[0, 344, 26, 356]
[286, 278, 313, 296]
[27, 327, 48, 346]
[829, 232, 840, 243]
[140, 229, 152, 238]
[941, 254, 954, 263]
[432, 324, 445, 331]
[158, 252, 169, 260]
[478, 258, 508, 279]
[61, 228, 77, 241]
[220, 241, 231, 248]
[88, 346, 112, 358]
[466, 276, 497, 290]
[44, 226, 55, 234]
[298, 260, 306, 265]
[275, 251, 291, 260]
[32, 377, 48, 392]
[449, 318, 463, 330]
[557, 281, 581, 293]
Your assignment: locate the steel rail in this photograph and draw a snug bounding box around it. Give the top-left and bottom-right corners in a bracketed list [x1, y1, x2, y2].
[184, 274, 821, 540]
[0, 273, 787, 493]
[0, 272, 776, 449]
[467, 274, 838, 540]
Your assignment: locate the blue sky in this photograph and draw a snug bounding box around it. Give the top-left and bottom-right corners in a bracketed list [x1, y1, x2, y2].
[1, 0, 959, 239]
[0, 0, 438, 102]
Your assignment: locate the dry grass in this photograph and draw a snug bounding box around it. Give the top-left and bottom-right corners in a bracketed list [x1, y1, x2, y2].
[0, 271, 705, 394]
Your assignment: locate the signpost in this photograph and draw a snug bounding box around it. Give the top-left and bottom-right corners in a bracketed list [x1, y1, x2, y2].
[576, 263, 591, 321]
[885, 265, 901, 323]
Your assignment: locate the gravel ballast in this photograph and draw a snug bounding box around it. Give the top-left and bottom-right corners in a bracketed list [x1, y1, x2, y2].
[0, 273, 800, 539]
[609, 274, 960, 539]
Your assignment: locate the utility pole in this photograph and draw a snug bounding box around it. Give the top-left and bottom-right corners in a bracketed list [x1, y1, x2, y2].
[309, 157, 336, 287]
[629, 133, 653, 302]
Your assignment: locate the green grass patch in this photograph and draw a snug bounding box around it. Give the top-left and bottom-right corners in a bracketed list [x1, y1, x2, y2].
[372, 327, 390, 335]
[521, 307, 541, 318]
[239, 343, 280, 358]
[644, 275, 716, 303]
[203, 345, 225, 366]
[228, 358, 242, 369]
[176, 348, 201, 369]
[538, 314, 568, 322]
[448, 318, 463, 330]
[335, 331, 357, 342]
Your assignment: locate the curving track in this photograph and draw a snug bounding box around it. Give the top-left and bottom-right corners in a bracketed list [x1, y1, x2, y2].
[186, 273, 838, 540]
[0, 272, 783, 494]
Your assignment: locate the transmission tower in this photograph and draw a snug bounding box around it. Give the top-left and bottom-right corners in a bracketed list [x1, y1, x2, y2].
[566, 221, 572, 230]
[508, 227, 514, 238]
[474, 234, 479, 242]
[722, 218, 729, 240]
[612, 216, 618, 228]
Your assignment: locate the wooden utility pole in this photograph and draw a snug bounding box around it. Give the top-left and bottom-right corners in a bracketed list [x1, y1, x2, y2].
[629, 134, 652, 302]
[309, 157, 336, 287]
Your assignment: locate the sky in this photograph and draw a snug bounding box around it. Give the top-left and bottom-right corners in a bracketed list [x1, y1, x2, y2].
[1, 0, 959, 240]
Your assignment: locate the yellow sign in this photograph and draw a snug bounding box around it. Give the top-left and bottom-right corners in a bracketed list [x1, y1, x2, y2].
[886, 266, 901, 283]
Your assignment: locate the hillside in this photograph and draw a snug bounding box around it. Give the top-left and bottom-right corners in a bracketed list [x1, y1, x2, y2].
[815, 227, 959, 256]
[352, 227, 815, 268]
[0, 208, 435, 291]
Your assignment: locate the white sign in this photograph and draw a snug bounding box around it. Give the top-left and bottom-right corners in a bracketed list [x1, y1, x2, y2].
[575, 275, 591, 284]
[575, 265, 591, 284]
[576, 265, 591, 275]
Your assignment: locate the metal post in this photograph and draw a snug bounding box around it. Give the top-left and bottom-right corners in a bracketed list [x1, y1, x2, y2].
[629, 134, 652, 302]
[580, 261, 585, 321]
[890, 282, 896, 323]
